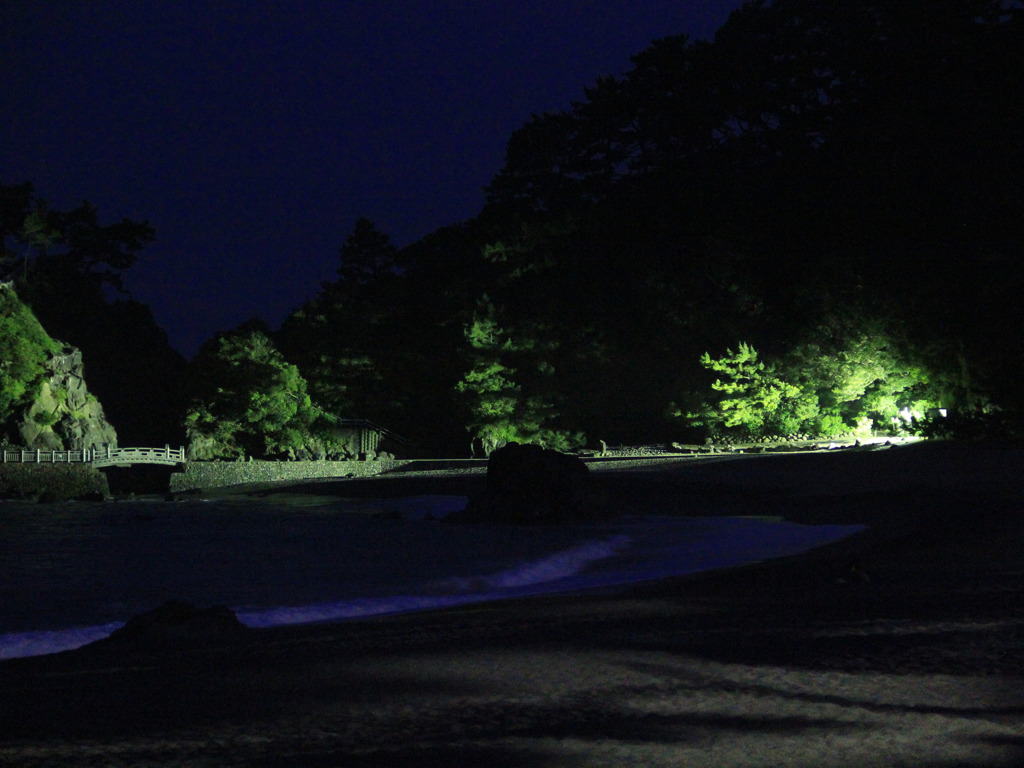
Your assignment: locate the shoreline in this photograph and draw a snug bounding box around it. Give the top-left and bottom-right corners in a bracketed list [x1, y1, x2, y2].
[2, 441, 1022, 766]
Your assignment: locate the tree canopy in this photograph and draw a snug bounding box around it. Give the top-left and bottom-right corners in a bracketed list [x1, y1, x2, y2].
[1, 182, 154, 292]
[185, 325, 322, 460]
[8, 1, 1023, 453]
[270, 0, 1024, 451]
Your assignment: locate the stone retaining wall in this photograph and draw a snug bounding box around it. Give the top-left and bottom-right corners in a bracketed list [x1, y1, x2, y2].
[169, 458, 410, 493]
[0, 463, 110, 500]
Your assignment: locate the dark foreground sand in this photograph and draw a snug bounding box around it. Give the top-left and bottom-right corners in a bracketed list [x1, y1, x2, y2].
[1, 442, 1022, 767]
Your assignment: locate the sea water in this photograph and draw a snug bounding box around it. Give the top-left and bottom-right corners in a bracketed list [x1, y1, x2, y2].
[0, 496, 863, 659]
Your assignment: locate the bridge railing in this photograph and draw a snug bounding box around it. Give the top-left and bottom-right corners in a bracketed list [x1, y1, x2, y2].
[2, 446, 186, 467]
[2, 449, 95, 464]
[92, 446, 186, 467]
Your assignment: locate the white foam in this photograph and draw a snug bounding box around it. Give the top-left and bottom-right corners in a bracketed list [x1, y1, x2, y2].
[237, 535, 633, 627]
[0, 622, 124, 660]
[431, 535, 633, 593]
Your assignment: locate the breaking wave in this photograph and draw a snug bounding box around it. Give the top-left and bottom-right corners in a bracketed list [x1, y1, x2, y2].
[0, 498, 863, 659]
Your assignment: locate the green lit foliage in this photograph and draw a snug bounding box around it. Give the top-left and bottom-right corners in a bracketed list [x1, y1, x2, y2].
[687, 317, 942, 440]
[688, 343, 807, 439]
[32, 409, 60, 428]
[456, 298, 583, 454]
[782, 316, 937, 436]
[185, 326, 332, 460]
[0, 285, 61, 425]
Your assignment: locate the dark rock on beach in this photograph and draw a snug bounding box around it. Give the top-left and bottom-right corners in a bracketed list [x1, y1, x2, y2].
[452, 441, 610, 523]
[94, 600, 247, 652]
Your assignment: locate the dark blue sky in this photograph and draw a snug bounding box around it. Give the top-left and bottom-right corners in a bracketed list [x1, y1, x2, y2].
[4, 1, 742, 357]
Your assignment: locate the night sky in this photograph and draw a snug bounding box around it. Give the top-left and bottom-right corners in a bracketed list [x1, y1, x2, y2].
[4, 1, 743, 357]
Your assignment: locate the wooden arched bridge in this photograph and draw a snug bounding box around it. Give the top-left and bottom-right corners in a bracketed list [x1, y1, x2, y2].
[1, 445, 186, 468]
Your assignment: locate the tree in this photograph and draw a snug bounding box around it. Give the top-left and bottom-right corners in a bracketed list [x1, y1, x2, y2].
[456, 305, 522, 455]
[687, 343, 808, 439]
[780, 314, 939, 436]
[278, 219, 409, 425]
[455, 298, 583, 454]
[1, 182, 154, 292]
[185, 325, 329, 460]
[1, 182, 39, 281]
[336, 217, 399, 286]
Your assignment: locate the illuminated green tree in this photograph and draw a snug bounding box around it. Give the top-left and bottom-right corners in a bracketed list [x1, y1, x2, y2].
[689, 343, 808, 439]
[688, 316, 943, 441]
[782, 317, 938, 436]
[456, 298, 582, 454]
[184, 326, 332, 459]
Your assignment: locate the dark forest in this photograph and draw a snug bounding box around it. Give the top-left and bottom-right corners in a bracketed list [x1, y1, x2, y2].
[3, 0, 1023, 456]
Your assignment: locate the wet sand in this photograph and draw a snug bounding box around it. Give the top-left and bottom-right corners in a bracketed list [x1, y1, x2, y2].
[1, 441, 1022, 766]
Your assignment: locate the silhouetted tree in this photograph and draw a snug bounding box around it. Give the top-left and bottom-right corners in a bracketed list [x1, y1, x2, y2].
[336, 217, 399, 286]
[267, 1, 1024, 445]
[278, 219, 416, 437]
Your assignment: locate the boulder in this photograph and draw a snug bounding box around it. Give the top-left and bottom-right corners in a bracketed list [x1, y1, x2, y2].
[453, 442, 609, 524]
[99, 600, 247, 650]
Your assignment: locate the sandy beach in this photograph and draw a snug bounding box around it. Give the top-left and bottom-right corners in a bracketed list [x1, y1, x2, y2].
[1, 441, 1022, 767]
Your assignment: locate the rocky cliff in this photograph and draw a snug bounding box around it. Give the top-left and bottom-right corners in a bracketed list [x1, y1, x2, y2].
[1, 284, 118, 451]
[17, 347, 119, 450]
